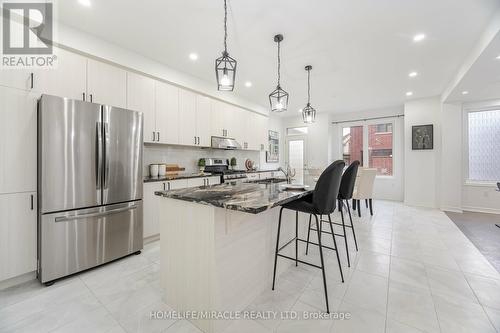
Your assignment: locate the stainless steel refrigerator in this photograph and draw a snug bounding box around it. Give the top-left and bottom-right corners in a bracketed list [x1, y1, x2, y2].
[37, 94, 143, 284]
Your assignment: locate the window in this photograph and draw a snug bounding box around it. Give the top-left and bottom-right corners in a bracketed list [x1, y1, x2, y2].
[468, 110, 500, 182]
[341, 121, 394, 176]
[342, 126, 363, 166]
[368, 123, 393, 176]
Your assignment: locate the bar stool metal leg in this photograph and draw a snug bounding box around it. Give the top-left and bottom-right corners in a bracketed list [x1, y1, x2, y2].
[338, 199, 350, 267]
[357, 200, 361, 218]
[328, 214, 344, 283]
[346, 200, 358, 251]
[314, 214, 330, 313]
[305, 214, 312, 255]
[295, 211, 298, 266]
[272, 207, 284, 290]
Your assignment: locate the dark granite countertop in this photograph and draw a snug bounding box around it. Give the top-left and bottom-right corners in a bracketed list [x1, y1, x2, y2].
[245, 169, 280, 174]
[154, 179, 315, 214]
[144, 173, 215, 183]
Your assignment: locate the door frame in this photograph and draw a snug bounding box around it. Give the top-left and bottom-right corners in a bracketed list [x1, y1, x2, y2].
[285, 135, 308, 175]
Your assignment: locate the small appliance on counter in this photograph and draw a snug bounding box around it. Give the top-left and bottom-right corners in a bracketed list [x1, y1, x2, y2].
[201, 158, 248, 183]
[149, 163, 185, 177]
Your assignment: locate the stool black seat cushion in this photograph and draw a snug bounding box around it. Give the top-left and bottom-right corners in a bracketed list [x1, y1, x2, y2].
[282, 160, 345, 215]
[338, 160, 360, 200]
[282, 193, 314, 214]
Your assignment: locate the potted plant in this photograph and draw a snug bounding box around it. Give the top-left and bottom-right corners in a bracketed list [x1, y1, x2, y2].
[198, 158, 206, 173]
[230, 157, 237, 170]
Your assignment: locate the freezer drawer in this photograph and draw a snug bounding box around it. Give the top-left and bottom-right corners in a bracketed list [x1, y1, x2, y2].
[39, 201, 143, 283]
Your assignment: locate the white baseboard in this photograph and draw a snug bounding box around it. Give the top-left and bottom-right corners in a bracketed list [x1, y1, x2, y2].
[462, 206, 500, 215]
[440, 206, 463, 213]
[144, 234, 160, 244]
[0, 271, 36, 290]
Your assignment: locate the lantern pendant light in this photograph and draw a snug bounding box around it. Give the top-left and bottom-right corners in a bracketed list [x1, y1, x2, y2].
[215, 0, 237, 91]
[302, 65, 316, 123]
[269, 34, 289, 112]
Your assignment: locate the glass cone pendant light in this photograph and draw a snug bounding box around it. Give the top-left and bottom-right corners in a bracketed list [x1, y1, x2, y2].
[215, 0, 236, 91]
[302, 65, 316, 123]
[269, 34, 289, 112]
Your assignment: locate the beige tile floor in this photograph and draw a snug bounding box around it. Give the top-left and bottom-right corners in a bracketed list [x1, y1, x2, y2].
[1, 201, 499, 333]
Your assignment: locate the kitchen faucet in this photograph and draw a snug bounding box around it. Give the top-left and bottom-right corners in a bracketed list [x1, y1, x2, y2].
[278, 165, 296, 184]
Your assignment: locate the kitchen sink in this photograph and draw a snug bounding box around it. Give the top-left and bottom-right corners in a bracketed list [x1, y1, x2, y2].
[251, 178, 287, 184]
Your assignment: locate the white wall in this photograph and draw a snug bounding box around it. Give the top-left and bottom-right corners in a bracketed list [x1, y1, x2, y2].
[440, 103, 463, 212]
[260, 116, 285, 170]
[281, 113, 331, 170]
[404, 97, 441, 208]
[330, 106, 405, 201]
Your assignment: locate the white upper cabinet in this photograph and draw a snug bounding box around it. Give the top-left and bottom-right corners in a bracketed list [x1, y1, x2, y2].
[127, 72, 156, 142]
[195, 95, 212, 147]
[211, 99, 226, 138]
[34, 47, 87, 101]
[87, 59, 127, 108]
[0, 87, 37, 194]
[155, 81, 179, 145]
[0, 68, 32, 91]
[255, 113, 269, 150]
[178, 89, 197, 146]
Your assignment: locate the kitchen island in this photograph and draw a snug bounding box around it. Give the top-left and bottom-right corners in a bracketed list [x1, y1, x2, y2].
[155, 181, 314, 333]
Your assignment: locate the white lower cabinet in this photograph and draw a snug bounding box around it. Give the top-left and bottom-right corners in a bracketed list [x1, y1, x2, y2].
[143, 182, 162, 239]
[0, 192, 37, 282]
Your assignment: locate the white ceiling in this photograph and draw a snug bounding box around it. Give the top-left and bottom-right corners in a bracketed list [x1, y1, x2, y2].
[56, 0, 499, 115]
[446, 31, 500, 103]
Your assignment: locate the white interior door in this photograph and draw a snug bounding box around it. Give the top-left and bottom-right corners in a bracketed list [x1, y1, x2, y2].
[286, 136, 307, 184]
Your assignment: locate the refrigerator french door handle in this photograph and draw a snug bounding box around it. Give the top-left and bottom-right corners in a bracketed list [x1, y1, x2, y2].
[96, 122, 103, 190]
[103, 122, 110, 189]
[54, 205, 138, 222]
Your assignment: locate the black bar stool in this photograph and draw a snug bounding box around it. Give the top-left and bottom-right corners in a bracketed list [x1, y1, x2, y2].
[305, 161, 360, 267]
[271, 160, 345, 313]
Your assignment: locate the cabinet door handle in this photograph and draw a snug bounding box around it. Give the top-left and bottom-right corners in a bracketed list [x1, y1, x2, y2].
[83, 92, 86, 101]
[168, 182, 171, 190]
[90, 94, 93, 102]
[30, 194, 34, 210]
[30, 73, 34, 89]
[163, 183, 165, 191]
[157, 132, 160, 142]
[197, 137, 200, 145]
[152, 131, 156, 141]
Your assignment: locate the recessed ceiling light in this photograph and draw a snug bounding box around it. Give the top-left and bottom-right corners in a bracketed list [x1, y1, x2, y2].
[189, 53, 198, 61]
[78, 0, 91, 7]
[496, 55, 500, 60]
[244, 81, 252, 87]
[298, 108, 303, 113]
[462, 91, 469, 95]
[413, 34, 426, 42]
[408, 71, 418, 78]
[406, 91, 413, 97]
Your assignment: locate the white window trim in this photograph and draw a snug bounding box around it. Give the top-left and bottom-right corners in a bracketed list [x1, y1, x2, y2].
[462, 103, 500, 186]
[339, 118, 396, 179]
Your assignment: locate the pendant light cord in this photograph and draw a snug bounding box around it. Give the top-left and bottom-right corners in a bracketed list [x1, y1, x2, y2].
[307, 68, 311, 104]
[223, 0, 228, 53]
[277, 40, 281, 86]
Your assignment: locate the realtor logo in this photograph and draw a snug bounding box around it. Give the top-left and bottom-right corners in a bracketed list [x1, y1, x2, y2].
[1, 1, 56, 68]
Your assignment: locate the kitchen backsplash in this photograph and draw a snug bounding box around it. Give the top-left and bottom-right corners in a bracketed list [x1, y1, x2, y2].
[143, 144, 279, 176]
